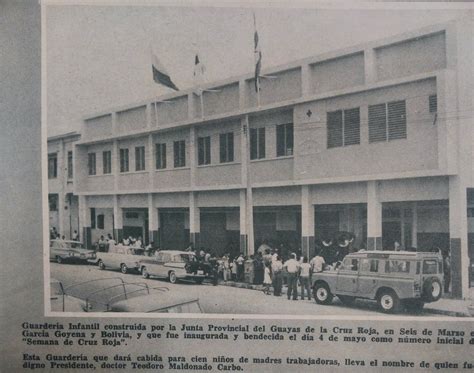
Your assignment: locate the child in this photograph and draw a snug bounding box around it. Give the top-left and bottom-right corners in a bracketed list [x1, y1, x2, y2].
[263, 264, 272, 295]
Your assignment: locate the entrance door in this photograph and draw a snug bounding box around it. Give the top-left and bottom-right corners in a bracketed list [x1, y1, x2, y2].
[160, 212, 187, 250]
[382, 221, 401, 250]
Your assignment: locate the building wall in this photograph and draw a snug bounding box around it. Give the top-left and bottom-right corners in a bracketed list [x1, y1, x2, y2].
[116, 105, 147, 133]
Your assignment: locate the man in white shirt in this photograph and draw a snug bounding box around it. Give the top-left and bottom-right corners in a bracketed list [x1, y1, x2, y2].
[299, 257, 312, 300]
[283, 253, 300, 300]
[310, 253, 326, 273]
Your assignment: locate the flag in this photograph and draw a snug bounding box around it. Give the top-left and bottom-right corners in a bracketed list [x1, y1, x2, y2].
[193, 53, 206, 96]
[253, 14, 262, 93]
[151, 51, 179, 91]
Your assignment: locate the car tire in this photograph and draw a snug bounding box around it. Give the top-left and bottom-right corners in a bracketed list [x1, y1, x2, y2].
[338, 295, 356, 306]
[404, 299, 425, 313]
[141, 266, 149, 279]
[56, 256, 63, 264]
[120, 264, 128, 274]
[168, 271, 177, 284]
[98, 260, 105, 270]
[422, 277, 442, 302]
[313, 283, 333, 305]
[377, 289, 400, 313]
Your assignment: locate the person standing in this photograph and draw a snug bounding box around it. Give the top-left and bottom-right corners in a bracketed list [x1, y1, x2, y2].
[263, 264, 272, 295]
[271, 255, 283, 296]
[443, 251, 451, 293]
[299, 257, 311, 300]
[283, 253, 300, 301]
[236, 253, 245, 282]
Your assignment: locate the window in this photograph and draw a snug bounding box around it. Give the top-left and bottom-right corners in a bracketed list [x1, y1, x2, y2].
[48, 194, 58, 211]
[327, 108, 360, 148]
[67, 151, 73, 179]
[198, 136, 211, 165]
[219, 132, 234, 163]
[97, 214, 105, 230]
[369, 100, 406, 143]
[385, 260, 410, 273]
[342, 258, 358, 271]
[48, 153, 57, 179]
[250, 127, 265, 160]
[360, 259, 379, 272]
[120, 148, 129, 173]
[155, 143, 166, 169]
[103, 151, 112, 174]
[135, 146, 146, 171]
[90, 208, 96, 229]
[276, 123, 294, 156]
[88, 153, 96, 176]
[423, 260, 438, 274]
[429, 95, 437, 113]
[173, 140, 186, 168]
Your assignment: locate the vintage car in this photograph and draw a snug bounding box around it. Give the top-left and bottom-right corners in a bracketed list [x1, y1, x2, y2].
[49, 240, 96, 264]
[61, 277, 202, 313]
[139, 250, 208, 284]
[311, 250, 444, 313]
[96, 244, 144, 274]
[50, 278, 87, 312]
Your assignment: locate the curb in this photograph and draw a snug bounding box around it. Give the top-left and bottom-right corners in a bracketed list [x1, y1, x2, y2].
[219, 281, 471, 317]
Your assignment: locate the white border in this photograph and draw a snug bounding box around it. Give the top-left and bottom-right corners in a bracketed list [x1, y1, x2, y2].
[43, 0, 474, 321]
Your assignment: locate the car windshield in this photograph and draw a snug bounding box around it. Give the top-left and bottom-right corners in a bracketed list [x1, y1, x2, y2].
[422, 260, 438, 274]
[173, 254, 193, 263]
[63, 241, 84, 249]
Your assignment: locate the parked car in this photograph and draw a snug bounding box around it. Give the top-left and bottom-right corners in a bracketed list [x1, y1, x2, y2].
[311, 250, 444, 313]
[96, 244, 144, 274]
[60, 277, 202, 313]
[139, 250, 208, 284]
[50, 278, 87, 312]
[49, 240, 96, 264]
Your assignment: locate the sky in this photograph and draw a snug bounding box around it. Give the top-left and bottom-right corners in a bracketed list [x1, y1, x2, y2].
[45, 2, 469, 136]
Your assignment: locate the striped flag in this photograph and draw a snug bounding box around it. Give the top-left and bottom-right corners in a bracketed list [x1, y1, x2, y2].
[253, 14, 262, 93]
[151, 51, 179, 91]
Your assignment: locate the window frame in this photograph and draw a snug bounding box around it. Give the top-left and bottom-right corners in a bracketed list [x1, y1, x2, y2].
[119, 148, 129, 173]
[173, 140, 186, 168]
[87, 152, 96, 176]
[250, 127, 266, 160]
[276, 123, 294, 156]
[155, 143, 167, 170]
[135, 146, 146, 171]
[219, 132, 234, 163]
[198, 136, 211, 165]
[327, 108, 360, 149]
[67, 151, 73, 179]
[102, 150, 112, 174]
[97, 214, 105, 230]
[368, 100, 407, 143]
[48, 153, 58, 179]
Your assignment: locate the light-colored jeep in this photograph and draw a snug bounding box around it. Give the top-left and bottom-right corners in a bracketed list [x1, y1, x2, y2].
[311, 251, 444, 313]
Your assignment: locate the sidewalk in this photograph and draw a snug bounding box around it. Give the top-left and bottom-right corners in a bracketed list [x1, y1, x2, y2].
[219, 280, 474, 317]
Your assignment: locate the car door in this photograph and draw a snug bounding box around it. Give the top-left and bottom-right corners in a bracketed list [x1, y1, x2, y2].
[357, 258, 379, 297]
[148, 252, 166, 277]
[336, 257, 359, 293]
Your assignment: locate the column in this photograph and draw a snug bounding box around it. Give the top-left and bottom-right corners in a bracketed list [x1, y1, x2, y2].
[301, 185, 315, 259]
[113, 140, 119, 193]
[113, 194, 123, 243]
[146, 103, 152, 128]
[449, 176, 469, 299]
[367, 181, 382, 250]
[239, 190, 248, 254]
[241, 115, 254, 256]
[147, 134, 154, 185]
[148, 193, 159, 246]
[57, 139, 66, 237]
[189, 126, 197, 187]
[238, 79, 247, 110]
[189, 192, 200, 248]
[411, 202, 418, 249]
[78, 195, 91, 249]
[364, 47, 377, 84]
[301, 64, 312, 97]
[188, 93, 195, 120]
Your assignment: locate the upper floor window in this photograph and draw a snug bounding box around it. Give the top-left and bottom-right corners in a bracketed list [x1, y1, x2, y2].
[48, 153, 57, 179]
[120, 148, 129, 173]
[429, 95, 437, 113]
[327, 108, 360, 148]
[90, 208, 96, 229]
[219, 132, 234, 163]
[67, 151, 73, 179]
[135, 146, 146, 171]
[250, 127, 265, 160]
[368, 100, 406, 143]
[155, 143, 166, 170]
[48, 194, 58, 211]
[97, 214, 105, 230]
[173, 140, 186, 168]
[198, 136, 211, 165]
[276, 123, 294, 156]
[88, 153, 96, 176]
[103, 151, 112, 174]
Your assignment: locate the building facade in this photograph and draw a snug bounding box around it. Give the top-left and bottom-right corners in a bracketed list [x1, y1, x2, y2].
[71, 19, 473, 298]
[47, 132, 81, 239]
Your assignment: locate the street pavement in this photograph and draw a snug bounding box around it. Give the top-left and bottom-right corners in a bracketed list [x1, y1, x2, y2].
[50, 262, 444, 316]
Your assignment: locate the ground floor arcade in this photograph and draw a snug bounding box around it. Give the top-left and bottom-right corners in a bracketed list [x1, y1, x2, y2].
[77, 177, 473, 299]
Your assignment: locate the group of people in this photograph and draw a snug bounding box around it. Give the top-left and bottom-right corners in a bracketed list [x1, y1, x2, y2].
[50, 227, 80, 241]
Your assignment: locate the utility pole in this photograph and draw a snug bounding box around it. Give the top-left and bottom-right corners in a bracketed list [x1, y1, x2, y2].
[243, 115, 255, 256]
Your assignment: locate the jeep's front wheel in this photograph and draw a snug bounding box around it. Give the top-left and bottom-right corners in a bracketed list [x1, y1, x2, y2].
[377, 289, 400, 313]
[313, 283, 333, 305]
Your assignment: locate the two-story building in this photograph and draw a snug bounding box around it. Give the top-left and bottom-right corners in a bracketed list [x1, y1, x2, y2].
[72, 19, 473, 298]
[47, 131, 81, 239]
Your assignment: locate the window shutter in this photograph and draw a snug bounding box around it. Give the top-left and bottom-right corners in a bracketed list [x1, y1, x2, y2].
[429, 95, 437, 113]
[327, 110, 343, 148]
[343, 108, 360, 146]
[228, 133, 234, 162]
[387, 100, 406, 140]
[368, 103, 387, 143]
[258, 127, 265, 159]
